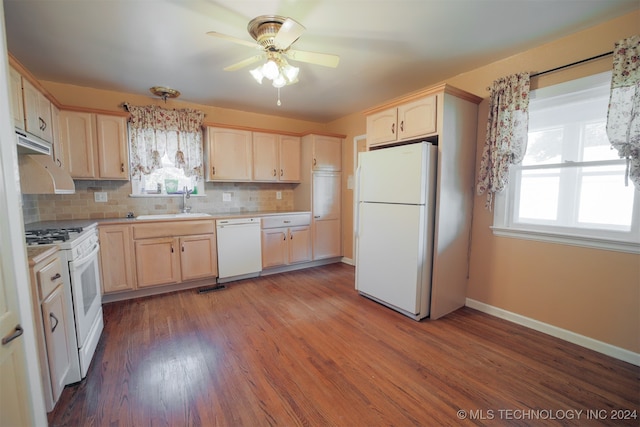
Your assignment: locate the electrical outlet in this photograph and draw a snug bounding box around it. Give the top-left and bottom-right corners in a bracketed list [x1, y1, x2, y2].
[222, 192, 231, 202]
[94, 192, 108, 203]
[276, 191, 282, 200]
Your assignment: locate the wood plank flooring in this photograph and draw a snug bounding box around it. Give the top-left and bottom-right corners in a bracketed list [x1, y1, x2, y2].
[49, 263, 639, 426]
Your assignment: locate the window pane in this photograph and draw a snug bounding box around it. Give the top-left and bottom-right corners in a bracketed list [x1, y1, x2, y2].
[517, 171, 559, 221]
[578, 166, 634, 230]
[582, 121, 619, 161]
[523, 128, 563, 166]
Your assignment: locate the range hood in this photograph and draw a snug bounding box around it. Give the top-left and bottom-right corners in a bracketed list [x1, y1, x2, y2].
[16, 129, 51, 155]
[19, 154, 75, 194]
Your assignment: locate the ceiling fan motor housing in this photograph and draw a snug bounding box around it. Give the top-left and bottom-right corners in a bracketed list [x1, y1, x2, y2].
[248, 15, 286, 51]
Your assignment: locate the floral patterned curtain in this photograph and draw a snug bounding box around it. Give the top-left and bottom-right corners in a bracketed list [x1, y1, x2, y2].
[476, 72, 531, 209]
[125, 103, 205, 179]
[606, 35, 640, 189]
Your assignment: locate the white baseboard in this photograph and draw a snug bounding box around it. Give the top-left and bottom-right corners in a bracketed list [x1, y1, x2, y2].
[341, 257, 354, 266]
[465, 298, 640, 367]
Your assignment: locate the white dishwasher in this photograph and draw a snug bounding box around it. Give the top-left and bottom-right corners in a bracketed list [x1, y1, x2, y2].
[216, 217, 262, 281]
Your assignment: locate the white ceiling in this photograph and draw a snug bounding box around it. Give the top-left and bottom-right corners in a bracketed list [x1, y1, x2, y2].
[4, 0, 638, 123]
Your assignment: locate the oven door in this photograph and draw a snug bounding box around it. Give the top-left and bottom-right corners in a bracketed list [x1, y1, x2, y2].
[68, 241, 102, 348]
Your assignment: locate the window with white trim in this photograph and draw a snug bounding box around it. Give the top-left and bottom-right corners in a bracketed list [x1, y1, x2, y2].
[492, 72, 639, 253]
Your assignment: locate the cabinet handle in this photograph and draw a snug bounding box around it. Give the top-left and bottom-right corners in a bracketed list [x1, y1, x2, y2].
[212, 166, 216, 175]
[171, 245, 174, 253]
[391, 123, 395, 134]
[283, 220, 291, 224]
[313, 158, 317, 166]
[42, 119, 47, 131]
[314, 215, 320, 219]
[181, 244, 185, 252]
[290, 233, 293, 240]
[50, 313, 59, 333]
[400, 120, 404, 132]
[283, 233, 286, 241]
[280, 169, 283, 177]
[56, 158, 62, 167]
[50, 272, 61, 282]
[2, 324, 23, 345]
[121, 163, 125, 173]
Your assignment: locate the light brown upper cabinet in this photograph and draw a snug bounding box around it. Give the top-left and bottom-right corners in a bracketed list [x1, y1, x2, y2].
[252, 132, 301, 182]
[58, 111, 128, 180]
[22, 78, 53, 143]
[205, 127, 253, 181]
[367, 95, 437, 146]
[9, 66, 25, 130]
[303, 134, 342, 171]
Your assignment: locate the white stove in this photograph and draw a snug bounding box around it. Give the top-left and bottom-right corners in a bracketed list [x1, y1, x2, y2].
[24, 222, 104, 383]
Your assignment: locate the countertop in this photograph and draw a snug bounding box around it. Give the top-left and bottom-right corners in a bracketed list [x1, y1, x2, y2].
[26, 245, 59, 267]
[24, 210, 312, 230]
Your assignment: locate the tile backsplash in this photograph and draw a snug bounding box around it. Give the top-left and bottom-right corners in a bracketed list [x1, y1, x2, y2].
[22, 180, 297, 223]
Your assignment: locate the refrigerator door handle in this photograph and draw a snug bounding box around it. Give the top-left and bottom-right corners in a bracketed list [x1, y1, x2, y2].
[354, 164, 361, 239]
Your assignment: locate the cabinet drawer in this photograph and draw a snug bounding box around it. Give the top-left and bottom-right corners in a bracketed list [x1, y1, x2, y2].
[37, 257, 64, 300]
[133, 220, 215, 239]
[262, 214, 311, 229]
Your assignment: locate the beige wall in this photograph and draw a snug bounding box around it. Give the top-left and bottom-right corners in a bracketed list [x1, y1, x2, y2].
[330, 11, 639, 353]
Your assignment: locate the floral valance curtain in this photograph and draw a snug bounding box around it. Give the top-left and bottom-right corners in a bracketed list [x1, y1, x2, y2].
[476, 72, 531, 209]
[606, 35, 640, 189]
[125, 103, 205, 179]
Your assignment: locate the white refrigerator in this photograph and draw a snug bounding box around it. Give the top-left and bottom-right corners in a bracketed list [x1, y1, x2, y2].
[355, 142, 437, 320]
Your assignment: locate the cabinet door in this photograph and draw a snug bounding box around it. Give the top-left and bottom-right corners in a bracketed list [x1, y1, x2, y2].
[366, 108, 397, 146]
[59, 111, 97, 178]
[9, 67, 24, 130]
[99, 225, 135, 293]
[207, 128, 252, 181]
[252, 132, 279, 181]
[96, 115, 128, 179]
[398, 95, 437, 140]
[279, 135, 301, 182]
[41, 285, 72, 404]
[22, 79, 43, 139]
[261, 228, 288, 268]
[135, 237, 180, 287]
[38, 93, 53, 143]
[312, 172, 342, 259]
[288, 226, 312, 264]
[50, 104, 65, 170]
[312, 135, 342, 171]
[180, 234, 218, 281]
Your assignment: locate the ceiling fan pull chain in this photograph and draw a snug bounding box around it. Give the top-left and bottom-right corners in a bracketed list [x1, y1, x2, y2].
[277, 87, 282, 106]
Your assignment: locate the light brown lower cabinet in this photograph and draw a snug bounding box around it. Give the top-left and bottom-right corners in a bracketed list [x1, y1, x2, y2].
[261, 214, 312, 268]
[132, 220, 217, 288]
[99, 225, 135, 293]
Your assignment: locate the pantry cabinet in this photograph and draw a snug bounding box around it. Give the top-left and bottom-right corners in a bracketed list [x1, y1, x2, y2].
[311, 172, 342, 259]
[22, 78, 53, 142]
[367, 95, 437, 146]
[9, 66, 24, 130]
[58, 111, 128, 179]
[252, 132, 301, 182]
[99, 225, 136, 294]
[304, 134, 342, 171]
[132, 220, 217, 288]
[261, 214, 312, 268]
[205, 127, 253, 181]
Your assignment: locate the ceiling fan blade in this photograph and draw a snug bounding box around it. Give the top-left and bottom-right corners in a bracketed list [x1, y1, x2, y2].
[273, 18, 306, 50]
[285, 49, 340, 68]
[224, 54, 264, 71]
[206, 31, 259, 49]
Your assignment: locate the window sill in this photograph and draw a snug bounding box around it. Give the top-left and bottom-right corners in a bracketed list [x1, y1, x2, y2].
[490, 226, 639, 254]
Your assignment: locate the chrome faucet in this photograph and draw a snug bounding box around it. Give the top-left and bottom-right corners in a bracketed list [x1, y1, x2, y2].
[181, 186, 193, 213]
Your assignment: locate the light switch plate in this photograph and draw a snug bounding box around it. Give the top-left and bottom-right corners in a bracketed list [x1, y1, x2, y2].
[222, 192, 231, 202]
[276, 191, 282, 200]
[94, 192, 108, 203]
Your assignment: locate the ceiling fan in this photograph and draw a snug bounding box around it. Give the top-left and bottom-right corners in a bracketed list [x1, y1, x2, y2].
[207, 15, 340, 87]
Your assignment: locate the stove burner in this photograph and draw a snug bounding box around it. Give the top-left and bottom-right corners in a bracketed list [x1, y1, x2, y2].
[25, 227, 84, 245]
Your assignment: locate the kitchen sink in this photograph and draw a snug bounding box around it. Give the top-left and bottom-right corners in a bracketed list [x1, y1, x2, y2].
[135, 213, 212, 220]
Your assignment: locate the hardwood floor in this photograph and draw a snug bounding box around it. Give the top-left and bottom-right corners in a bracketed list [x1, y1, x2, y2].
[49, 263, 639, 426]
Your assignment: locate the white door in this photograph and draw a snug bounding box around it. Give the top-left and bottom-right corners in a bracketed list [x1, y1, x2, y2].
[355, 202, 428, 315]
[0, 2, 47, 423]
[358, 142, 434, 204]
